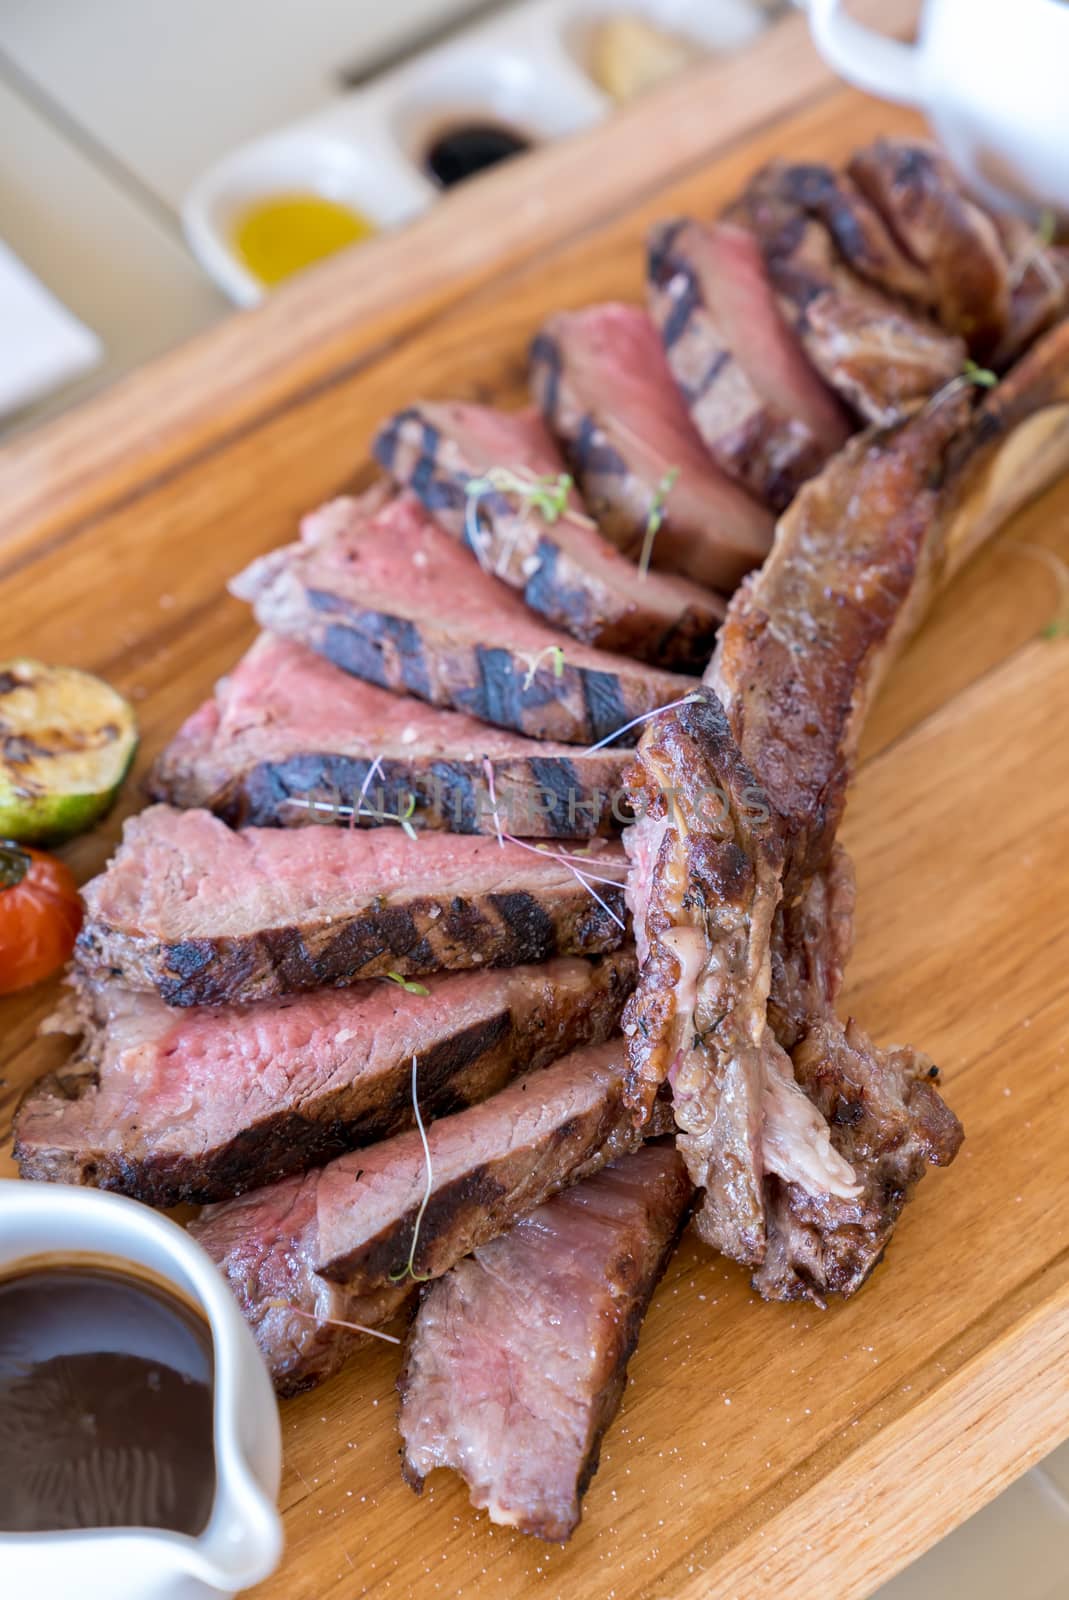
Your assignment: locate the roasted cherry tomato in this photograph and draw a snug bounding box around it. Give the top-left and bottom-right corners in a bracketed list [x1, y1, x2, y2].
[0, 841, 83, 994]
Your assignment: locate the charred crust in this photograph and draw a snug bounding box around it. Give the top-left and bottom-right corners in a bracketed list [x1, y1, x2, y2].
[316, 611, 389, 688]
[487, 890, 558, 963]
[577, 668, 629, 747]
[320, 1162, 507, 1286]
[528, 331, 563, 421]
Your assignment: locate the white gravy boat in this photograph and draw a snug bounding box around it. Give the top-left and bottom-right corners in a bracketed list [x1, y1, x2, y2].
[805, 0, 1069, 216]
[0, 1181, 283, 1600]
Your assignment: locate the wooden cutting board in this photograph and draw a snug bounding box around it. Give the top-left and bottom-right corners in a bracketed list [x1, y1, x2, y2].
[3, 8, 1068, 1597]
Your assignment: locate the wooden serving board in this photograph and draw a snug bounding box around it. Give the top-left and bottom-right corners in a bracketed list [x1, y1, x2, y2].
[3, 9, 1069, 1596]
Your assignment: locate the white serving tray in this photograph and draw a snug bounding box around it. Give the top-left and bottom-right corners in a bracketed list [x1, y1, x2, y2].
[183, 0, 769, 305]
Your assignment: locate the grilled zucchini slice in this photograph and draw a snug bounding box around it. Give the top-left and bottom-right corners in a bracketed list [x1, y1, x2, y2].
[0, 659, 138, 844]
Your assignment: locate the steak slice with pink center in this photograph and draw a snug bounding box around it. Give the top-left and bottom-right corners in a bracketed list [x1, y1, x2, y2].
[530, 302, 775, 589]
[15, 951, 636, 1205]
[374, 402, 723, 670]
[398, 1142, 693, 1542]
[149, 632, 638, 838]
[190, 1040, 655, 1392]
[75, 806, 628, 1005]
[648, 219, 850, 511]
[229, 495, 696, 747]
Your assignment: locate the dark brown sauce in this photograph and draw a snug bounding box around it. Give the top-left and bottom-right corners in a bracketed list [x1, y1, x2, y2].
[0, 1260, 215, 1535]
[425, 122, 531, 188]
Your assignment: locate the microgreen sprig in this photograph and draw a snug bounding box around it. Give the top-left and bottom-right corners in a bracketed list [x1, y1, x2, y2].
[263, 1300, 401, 1346]
[464, 467, 575, 580]
[1012, 542, 1069, 639]
[962, 358, 998, 389]
[284, 783, 420, 839]
[516, 644, 566, 689]
[382, 971, 430, 996]
[389, 1056, 435, 1285]
[466, 467, 574, 523]
[637, 466, 679, 579]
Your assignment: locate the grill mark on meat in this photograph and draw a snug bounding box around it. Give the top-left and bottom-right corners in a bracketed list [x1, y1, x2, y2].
[150, 634, 635, 839]
[397, 1142, 693, 1542]
[530, 302, 774, 591]
[647, 219, 850, 512]
[75, 807, 627, 1005]
[732, 160, 966, 424]
[528, 331, 561, 418]
[474, 645, 524, 732]
[232, 496, 700, 742]
[190, 1041, 661, 1389]
[16, 954, 636, 1205]
[847, 140, 1011, 357]
[307, 595, 435, 702]
[486, 891, 556, 962]
[373, 401, 723, 669]
[650, 220, 700, 352]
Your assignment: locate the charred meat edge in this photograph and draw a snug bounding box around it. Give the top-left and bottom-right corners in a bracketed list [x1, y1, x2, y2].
[16, 951, 637, 1206]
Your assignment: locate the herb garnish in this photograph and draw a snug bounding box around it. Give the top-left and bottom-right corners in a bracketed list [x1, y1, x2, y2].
[382, 971, 430, 996]
[637, 466, 679, 579]
[962, 358, 998, 389]
[466, 468, 574, 523]
[516, 644, 566, 689]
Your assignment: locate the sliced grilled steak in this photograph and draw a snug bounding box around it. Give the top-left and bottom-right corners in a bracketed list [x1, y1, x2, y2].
[733, 163, 966, 424]
[191, 1039, 654, 1391]
[398, 1142, 693, 1543]
[847, 140, 1011, 357]
[150, 633, 639, 839]
[229, 496, 696, 747]
[311, 1039, 644, 1288]
[754, 1020, 963, 1304]
[766, 161, 936, 308]
[530, 302, 774, 588]
[186, 1170, 414, 1396]
[15, 951, 635, 1205]
[648, 219, 850, 511]
[374, 402, 722, 670]
[75, 806, 627, 1006]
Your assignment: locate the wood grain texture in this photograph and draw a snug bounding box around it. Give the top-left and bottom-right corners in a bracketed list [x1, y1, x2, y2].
[2, 15, 1068, 1596]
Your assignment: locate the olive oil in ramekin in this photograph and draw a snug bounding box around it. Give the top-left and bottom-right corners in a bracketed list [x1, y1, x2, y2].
[232, 193, 376, 287]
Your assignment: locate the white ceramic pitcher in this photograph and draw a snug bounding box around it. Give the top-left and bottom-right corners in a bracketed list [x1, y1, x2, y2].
[0, 1181, 283, 1600]
[806, 0, 1069, 215]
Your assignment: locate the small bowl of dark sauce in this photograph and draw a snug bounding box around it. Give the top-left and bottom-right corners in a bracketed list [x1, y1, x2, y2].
[424, 121, 531, 188]
[0, 1182, 282, 1600]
